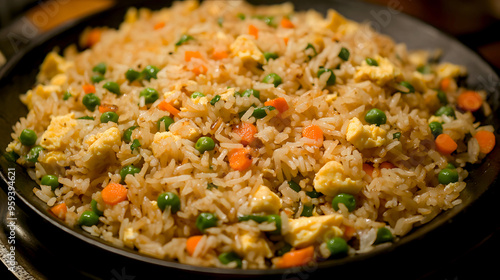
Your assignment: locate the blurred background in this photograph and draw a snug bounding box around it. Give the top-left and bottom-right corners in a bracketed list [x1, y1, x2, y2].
[0, 0, 499, 68]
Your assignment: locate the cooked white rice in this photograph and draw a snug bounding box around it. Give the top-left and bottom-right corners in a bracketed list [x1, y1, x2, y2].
[6, 0, 495, 269]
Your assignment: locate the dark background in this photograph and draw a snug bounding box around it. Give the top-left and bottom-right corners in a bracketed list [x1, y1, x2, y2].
[0, 0, 499, 279]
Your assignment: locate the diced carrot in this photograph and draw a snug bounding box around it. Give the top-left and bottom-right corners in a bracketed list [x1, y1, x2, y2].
[158, 100, 180, 116]
[264, 97, 289, 114]
[457, 90, 482, 112]
[101, 183, 128, 205]
[363, 163, 374, 178]
[248, 24, 258, 39]
[302, 124, 323, 147]
[83, 84, 96, 94]
[280, 18, 295, 28]
[276, 246, 314, 268]
[234, 122, 257, 146]
[154, 21, 165, 30]
[212, 50, 228, 60]
[185, 51, 203, 62]
[435, 133, 457, 155]
[283, 37, 289, 45]
[440, 78, 451, 91]
[342, 225, 356, 240]
[190, 64, 208, 75]
[228, 148, 252, 171]
[380, 162, 396, 169]
[98, 104, 118, 113]
[474, 130, 496, 154]
[86, 28, 102, 47]
[50, 202, 67, 219]
[186, 235, 203, 256]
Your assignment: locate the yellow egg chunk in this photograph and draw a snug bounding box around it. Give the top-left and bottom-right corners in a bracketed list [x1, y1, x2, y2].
[346, 117, 387, 150]
[284, 214, 343, 248]
[40, 113, 77, 150]
[313, 160, 364, 197]
[250, 185, 282, 215]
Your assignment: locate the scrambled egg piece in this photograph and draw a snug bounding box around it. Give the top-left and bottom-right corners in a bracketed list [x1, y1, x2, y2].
[123, 227, 138, 248]
[428, 115, 443, 124]
[346, 117, 387, 150]
[50, 73, 68, 86]
[40, 113, 77, 150]
[313, 160, 364, 197]
[324, 9, 359, 35]
[84, 127, 121, 168]
[169, 120, 200, 141]
[151, 131, 182, 160]
[354, 55, 403, 86]
[284, 214, 343, 248]
[37, 52, 73, 82]
[230, 35, 265, 65]
[193, 96, 208, 105]
[39, 151, 66, 164]
[236, 231, 273, 258]
[250, 185, 282, 214]
[436, 62, 466, 79]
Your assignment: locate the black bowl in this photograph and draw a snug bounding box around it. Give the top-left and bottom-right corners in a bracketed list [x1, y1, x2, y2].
[1, 0, 499, 279]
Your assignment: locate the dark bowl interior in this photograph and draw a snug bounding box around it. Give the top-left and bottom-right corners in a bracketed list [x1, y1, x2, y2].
[1, 0, 499, 278]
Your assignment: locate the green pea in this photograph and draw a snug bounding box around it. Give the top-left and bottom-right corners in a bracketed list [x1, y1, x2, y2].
[446, 163, 456, 169]
[92, 62, 106, 75]
[123, 126, 138, 143]
[196, 212, 218, 232]
[332, 193, 356, 212]
[338, 47, 350, 61]
[26, 145, 43, 163]
[210, 95, 221, 105]
[252, 106, 276, 119]
[417, 65, 431, 74]
[157, 192, 181, 213]
[237, 13, 245, 20]
[62, 91, 72, 100]
[435, 106, 455, 117]
[157, 116, 174, 131]
[195, 137, 215, 153]
[139, 88, 159, 104]
[301, 204, 314, 217]
[366, 57, 379, 66]
[305, 43, 317, 60]
[326, 237, 349, 258]
[142, 65, 160, 81]
[82, 93, 101, 112]
[438, 168, 459, 185]
[191, 91, 205, 99]
[91, 199, 103, 216]
[262, 73, 282, 87]
[399, 81, 415, 93]
[288, 180, 301, 192]
[429, 122, 443, 138]
[125, 68, 141, 82]
[276, 243, 292, 256]
[266, 214, 282, 235]
[317, 67, 336, 86]
[241, 89, 260, 99]
[374, 227, 394, 244]
[365, 108, 387, 126]
[437, 90, 448, 105]
[79, 210, 99, 226]
[120, 165, 141, 181]
[393, 132, 401, 140]
[175, 34, 194, 46]
[41, 174, 59, 191]
[103, 81, 121, 95]
[19, 129, 37, 146]
[4, 151, 20, 162]
[91, 75, 105, 83]
[100, 111, 119, 123]
[263, 52, 279, 61]
[218, 252, 242, 268]
[130, 139, 141, 151]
